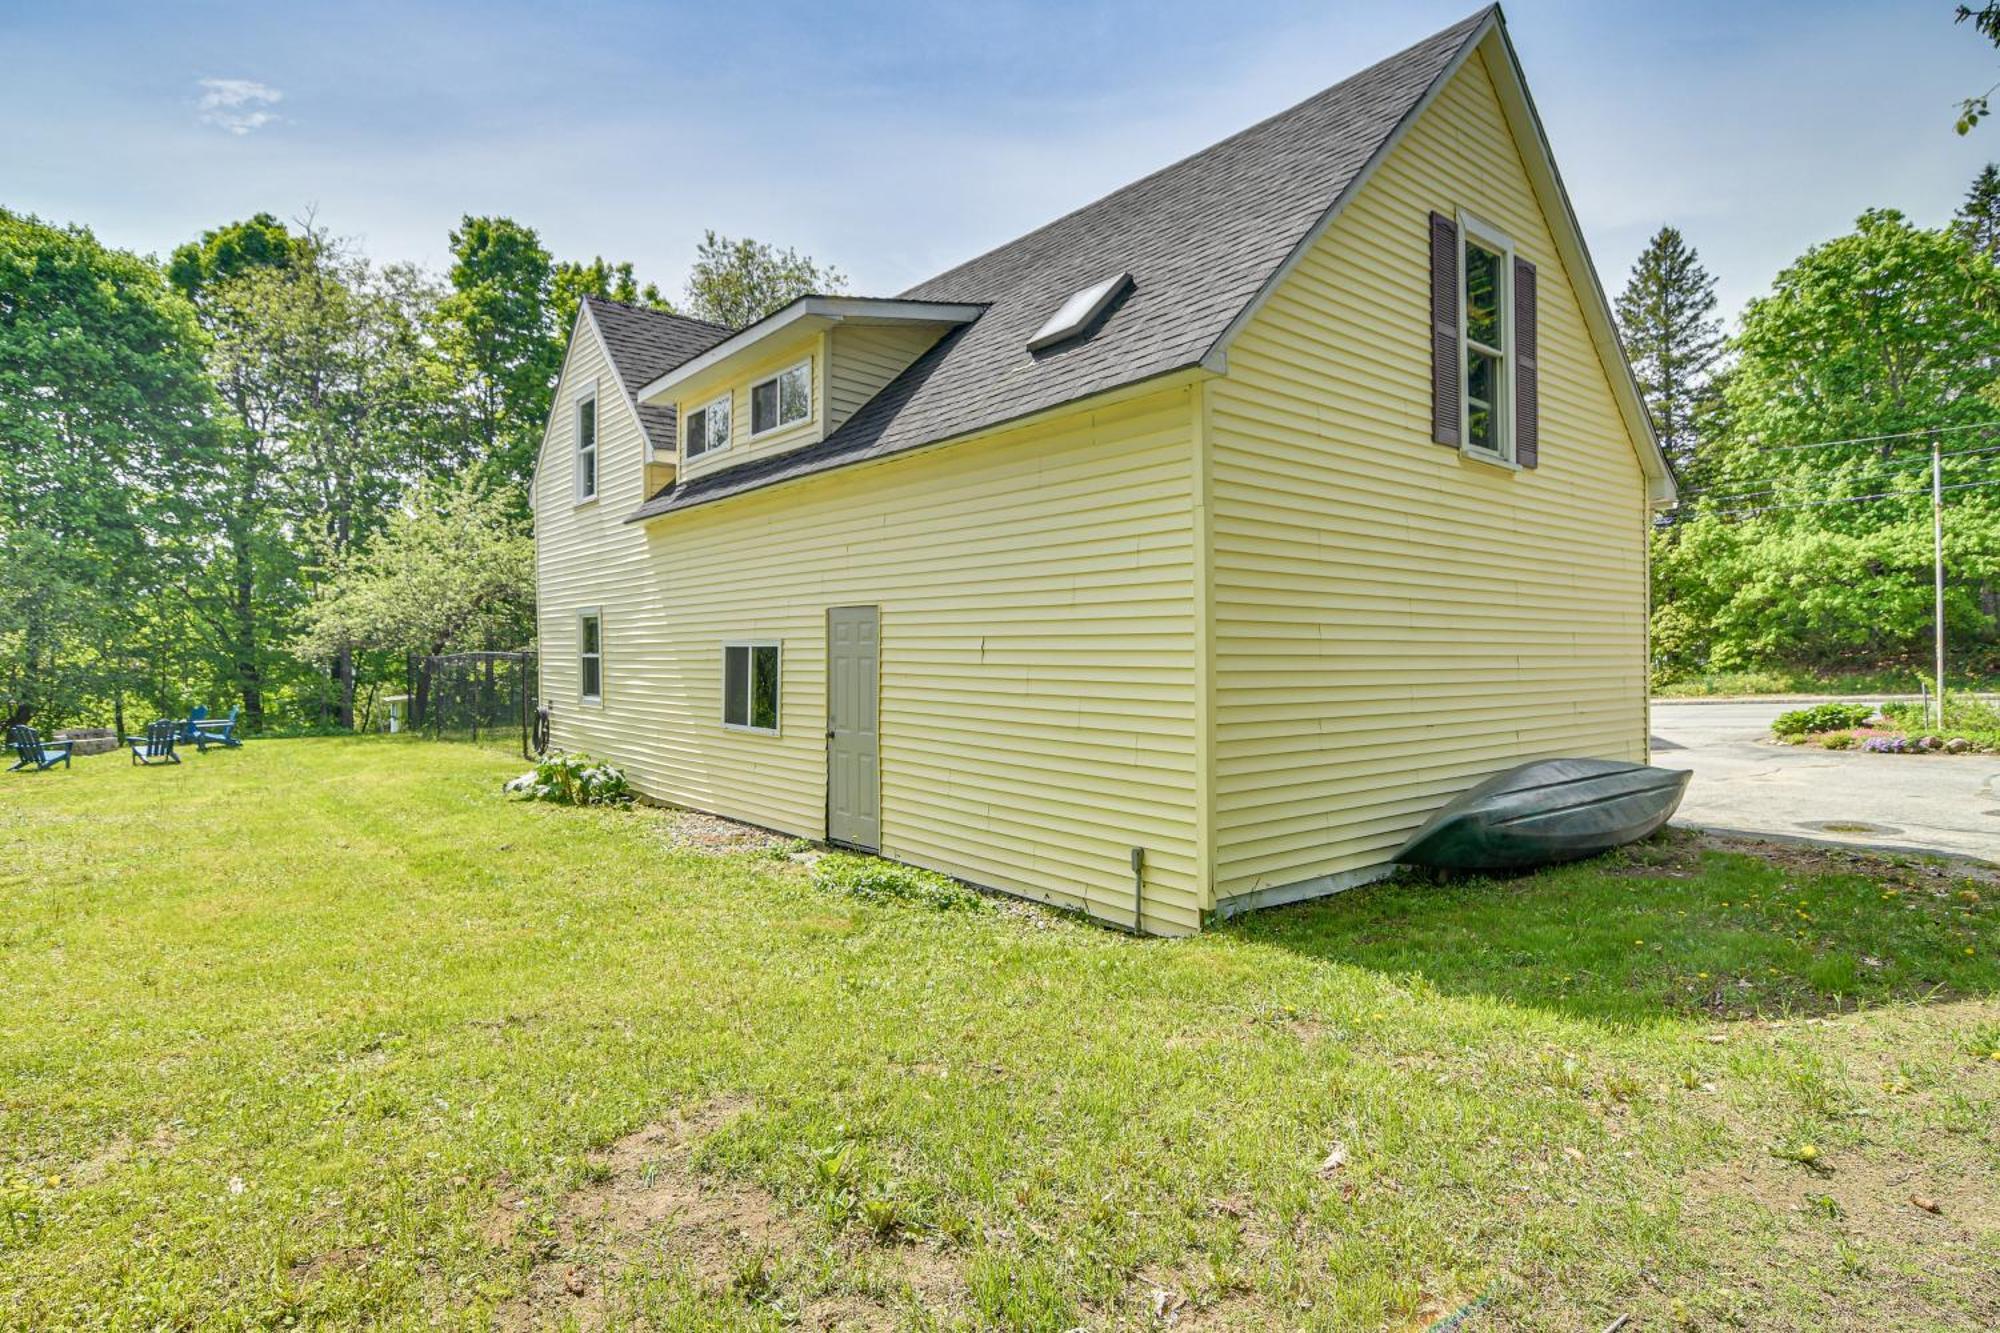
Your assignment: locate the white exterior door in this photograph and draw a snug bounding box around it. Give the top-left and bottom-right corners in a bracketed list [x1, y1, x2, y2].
[827, 605, 880, 850]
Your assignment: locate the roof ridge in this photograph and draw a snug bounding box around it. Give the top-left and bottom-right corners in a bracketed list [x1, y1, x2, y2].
[900, 6, 1494, 298]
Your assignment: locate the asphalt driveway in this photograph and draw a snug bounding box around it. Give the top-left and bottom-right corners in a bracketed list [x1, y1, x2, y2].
[1651, 699, 2000, 862]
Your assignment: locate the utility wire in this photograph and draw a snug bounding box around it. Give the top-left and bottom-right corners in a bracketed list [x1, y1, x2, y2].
[1751, 420, 2000, 455]
[1659, 475, 2000, 523]
[1676, 443, 2000, 505]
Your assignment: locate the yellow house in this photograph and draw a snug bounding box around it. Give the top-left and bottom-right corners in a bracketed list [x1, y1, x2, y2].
[530, 7, 1674, 935]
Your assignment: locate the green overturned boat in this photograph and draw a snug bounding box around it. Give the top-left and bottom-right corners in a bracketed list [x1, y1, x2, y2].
[1393, 758, 1691, 872]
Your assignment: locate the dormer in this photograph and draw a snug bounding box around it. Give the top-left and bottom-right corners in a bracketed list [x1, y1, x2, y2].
[634, 296, 984, 484]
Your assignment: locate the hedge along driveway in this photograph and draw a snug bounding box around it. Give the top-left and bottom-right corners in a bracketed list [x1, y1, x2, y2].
[1, 737, 1997, 1330]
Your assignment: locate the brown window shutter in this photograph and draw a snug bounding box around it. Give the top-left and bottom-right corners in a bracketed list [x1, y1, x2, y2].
[1429, 211, 1460, 447]
[1514, 256, 1538, 468]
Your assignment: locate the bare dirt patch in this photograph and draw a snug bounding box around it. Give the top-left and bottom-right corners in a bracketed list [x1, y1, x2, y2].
[488, 1097, 965, 1330]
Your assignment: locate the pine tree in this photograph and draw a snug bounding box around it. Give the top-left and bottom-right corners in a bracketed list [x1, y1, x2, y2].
[1958, 163, 2000, 260]
[1615, 226, 1725, 476]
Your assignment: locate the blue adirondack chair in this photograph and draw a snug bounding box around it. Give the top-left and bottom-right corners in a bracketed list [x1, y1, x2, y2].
[175, 705, 209, 746]
[193, 706, 241, 751]
[8, 724, 73, 772]
[128, 720, 181, 766]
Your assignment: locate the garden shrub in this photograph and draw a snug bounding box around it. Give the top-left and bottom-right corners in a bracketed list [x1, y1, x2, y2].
[811, 852, 986, 912]
[504, 751, 633, 806]
[1861, 735, 1913, 754]
[1820, 731, 1856, 750]
[1772, 702, 1875, 737]
[1879, 699, 2000, 750]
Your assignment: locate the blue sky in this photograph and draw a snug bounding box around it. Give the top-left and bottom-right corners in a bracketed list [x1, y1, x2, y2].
[2, 1, 1994, 324]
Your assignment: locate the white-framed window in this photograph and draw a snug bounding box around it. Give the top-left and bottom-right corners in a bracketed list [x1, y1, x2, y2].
[574, 384, 599, 502]
[578, 609, 603, 703]
[722, 641, 779, 733]
[684, 392, 731, 460]
[750, 359, 812, 437]
[1459, 213, 1512, 462]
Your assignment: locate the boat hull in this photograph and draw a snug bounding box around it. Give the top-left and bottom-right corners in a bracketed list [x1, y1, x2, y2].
[1393, 758, 1691, 872]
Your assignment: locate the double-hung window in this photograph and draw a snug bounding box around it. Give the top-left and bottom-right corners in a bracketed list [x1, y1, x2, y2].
[722, 642, 779, 733]
[750, 360, 812, 437]
[1460, 216, 1511, 461]
[578, 610, 603, 702]
[574, 387, 598, 502]
[684, 392, 731, 460]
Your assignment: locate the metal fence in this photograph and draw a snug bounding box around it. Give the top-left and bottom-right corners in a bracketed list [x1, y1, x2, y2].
[408, 651, 539, 758]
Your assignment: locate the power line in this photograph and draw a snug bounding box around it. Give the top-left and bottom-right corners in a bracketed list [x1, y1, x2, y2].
[1659, 475, 2000, 523]
[1752, 420, 2000, 455]
[1676, 442, 2000, 504]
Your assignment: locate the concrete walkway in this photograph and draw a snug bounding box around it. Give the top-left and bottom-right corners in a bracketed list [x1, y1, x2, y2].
[1650, 699, 2000, 862]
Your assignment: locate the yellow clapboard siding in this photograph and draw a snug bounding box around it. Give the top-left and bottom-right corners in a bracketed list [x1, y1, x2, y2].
[1205, 47, 1649, 903]
[536, 369, 1202, 933]
[828, 323, 951, 431]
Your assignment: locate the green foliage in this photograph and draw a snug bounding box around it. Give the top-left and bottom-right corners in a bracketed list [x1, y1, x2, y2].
[1820, 731, 1857, 750]
[1958, 4, 2000, 134]
[682, 230, 846, 329]
[166, 212, 303, 299]
[1959, 163, 2000, 260]
[0, 207, 221, 728]
[1615, 225, 1724, 476]
[504, 750, 633, 805]
[810, 851, 986, 911]
[550, 256, 666, 334]
[1772, 702, 1875, 737]
[1654, 207, 2000, 682]
[1881, 696, 2000, 748]
[293, 472, 534, 663]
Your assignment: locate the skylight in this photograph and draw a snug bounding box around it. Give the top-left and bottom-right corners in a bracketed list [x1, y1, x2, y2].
[1026, 272, 1132, 352]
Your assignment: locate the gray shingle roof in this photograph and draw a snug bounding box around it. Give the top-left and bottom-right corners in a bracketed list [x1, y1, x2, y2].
[628, 8, 1491, 520]
[583, 296, 732, 450]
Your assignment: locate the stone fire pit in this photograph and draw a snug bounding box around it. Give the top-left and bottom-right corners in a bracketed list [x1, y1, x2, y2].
[55, 728, 119, 757]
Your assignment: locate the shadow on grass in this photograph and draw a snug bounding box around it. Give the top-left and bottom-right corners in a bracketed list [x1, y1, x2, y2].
[1227, 830, 2000, 1025]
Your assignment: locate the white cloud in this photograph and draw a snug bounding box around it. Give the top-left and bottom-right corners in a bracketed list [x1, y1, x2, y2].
[196, 78, 282, 135]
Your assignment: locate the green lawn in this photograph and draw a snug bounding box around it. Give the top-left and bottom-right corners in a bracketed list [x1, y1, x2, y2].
[3, 739, 1997, 1330]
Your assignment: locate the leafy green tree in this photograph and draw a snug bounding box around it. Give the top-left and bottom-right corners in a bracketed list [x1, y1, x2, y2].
[167, 212, 303, 300]
[1958, 163, 2000, 260]
[681, 231, 845, 328]
[1656, 210, 2000, 681]
[175, 219, 446, 728]
[293, 473, 534, 722]
[1615, 226, 1725, 477]
[432, 216, 565, 497]
[0, 208, 218, 728]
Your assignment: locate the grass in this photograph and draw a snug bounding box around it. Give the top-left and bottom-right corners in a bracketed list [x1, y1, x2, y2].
[2, 739, 1998, 1330]
[1653, 667, 2000, 699]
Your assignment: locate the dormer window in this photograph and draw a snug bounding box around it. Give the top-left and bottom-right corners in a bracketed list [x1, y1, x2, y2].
[684, 392, 731, 460]
[750, 360, 812, 437]
[573, 385, 598, 503]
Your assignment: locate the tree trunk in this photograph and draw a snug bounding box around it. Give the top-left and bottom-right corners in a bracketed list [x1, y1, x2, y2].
[336, 641, 355, 730]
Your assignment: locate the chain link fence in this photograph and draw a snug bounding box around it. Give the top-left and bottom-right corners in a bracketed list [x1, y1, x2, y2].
[407, 651, 539, 759]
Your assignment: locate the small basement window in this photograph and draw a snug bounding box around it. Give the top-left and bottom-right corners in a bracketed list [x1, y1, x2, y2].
[1460, 216, 1512, 460]
[1027, 271, 1132, 352]
[579, 610, 603, 702]
[750, 359, 812, 436]
[574, 387, 598, 502]
[722, 642, 779, 733]
[684, 392, 731, 459]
